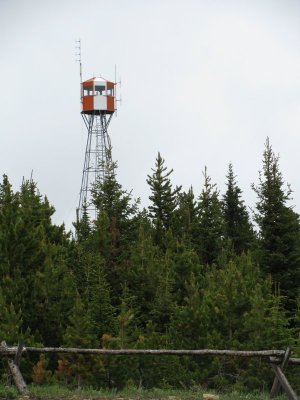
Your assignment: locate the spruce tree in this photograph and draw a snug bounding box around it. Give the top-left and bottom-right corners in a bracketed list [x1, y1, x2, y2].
[170, 273, 208, 349]
[147, 152, 181, 246]
[222, 163, 255, 254]
[29, 256, 76, 346]
[193, 167, 224, 265]
[91, 158, 139, 242]
[149, 248, 175, 333]
[0, 288, 32, 344]
[91, 159, 139, 302]
[173, 187, 197, 241]
[63, 294, 96, 387]
[86, 253, 117, 338]
[17, 178, 72, 342]
[74, 202, 91, 242]
[0, 175, 74, 344]
[170, 239, 203, 305]
[0, 175, 26, 309]
[253, 138, 300, 305]
[125, 219, 162, 326]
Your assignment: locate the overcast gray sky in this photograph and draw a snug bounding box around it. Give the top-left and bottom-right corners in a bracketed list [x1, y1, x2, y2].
[1, 0, 300, 229]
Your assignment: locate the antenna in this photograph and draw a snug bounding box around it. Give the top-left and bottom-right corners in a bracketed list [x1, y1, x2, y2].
[115, 64, 117, 115]
[114, 64, 122, 116]
[75, 39, 83, 104]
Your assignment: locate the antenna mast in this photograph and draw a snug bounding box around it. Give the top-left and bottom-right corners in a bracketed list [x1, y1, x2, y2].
[75, 39, 83, 104]
[114, 64, 122, 114]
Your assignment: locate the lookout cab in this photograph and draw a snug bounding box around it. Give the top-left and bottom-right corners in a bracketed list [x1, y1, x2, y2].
[82, 77, 115, 115]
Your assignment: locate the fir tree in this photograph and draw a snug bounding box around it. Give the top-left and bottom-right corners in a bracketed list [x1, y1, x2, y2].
[173, 186, 197, 241]
[170, 239, 203, 305]
[117, 285, 135, 349]
[149, 248, 175, 333]
[0, 175, 73, 344]
[222, 163, 255, 254]
[193, 167, 224, 265]
[91, 158, 139, 242]
[147, 152, 181, 246]
[253, 138, 300, 305]
[86, 253, 117, 338]
[0, 288, 31, 344]
[29, 255, 76, 346]
[17, 179, 72, 341]
[0, 175, 26, 309]
[63, 294, 96, 387]
[91, 159, 139, 302]
[125, 220, 162, 326]
[170, 273, 208, 349]
[74, 202, 91, 242]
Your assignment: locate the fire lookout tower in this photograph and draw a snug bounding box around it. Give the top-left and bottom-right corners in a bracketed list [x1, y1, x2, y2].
[78, 76, 116, 220]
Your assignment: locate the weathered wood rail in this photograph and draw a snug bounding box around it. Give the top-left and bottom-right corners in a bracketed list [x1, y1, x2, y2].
[0, 342, 298, 399]
[0, 345, 288, 357]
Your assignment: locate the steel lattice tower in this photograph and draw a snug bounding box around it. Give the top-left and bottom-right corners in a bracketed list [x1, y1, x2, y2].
[78, 77, 116, 220]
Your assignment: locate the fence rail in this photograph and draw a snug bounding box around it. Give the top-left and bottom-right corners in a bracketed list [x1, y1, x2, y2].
[0, 341, 298, 399]
[0, 345, 289, 358]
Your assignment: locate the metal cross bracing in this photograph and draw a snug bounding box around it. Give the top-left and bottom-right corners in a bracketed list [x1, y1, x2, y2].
[78, 111, 113, 221]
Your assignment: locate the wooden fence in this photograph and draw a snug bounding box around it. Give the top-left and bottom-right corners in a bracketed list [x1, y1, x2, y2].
[0, 341, 299, 399]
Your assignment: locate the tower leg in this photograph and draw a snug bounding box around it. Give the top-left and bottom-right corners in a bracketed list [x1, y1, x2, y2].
[78, 112, 113, 221]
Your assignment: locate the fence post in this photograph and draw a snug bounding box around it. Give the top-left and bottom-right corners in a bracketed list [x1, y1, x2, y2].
[4, 341, 28, 395]
[270, 347, 292, 399]
[269, 363, 298, 400]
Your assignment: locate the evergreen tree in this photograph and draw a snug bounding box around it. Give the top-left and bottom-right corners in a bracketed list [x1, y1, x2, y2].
[222, 163, 255, 254]
[253, 138, 300, 304]
[91, 158, 139, 245]
[74, 202, 91, 242]
[0, 175, 26, 309]
[197, 254, 291, 389]
[147, 153, 181, 245]
[0, 175, 73, 344]
[241, 281, 292, 350]
[161, 229, 203, 305]
[149, 248, 175, 333]
[86, 253, 117, 338]
[0, 288, 32, 344]
[17, 179, 72, 341]
[170, 239, 203, 305]
[63, 294, 96, 387]
[173, 187, 197, 241]
[170, 273, 208, 349]
[117, 284, 136, 349]
[91, 159, 139, 300]
[125, 219, 162, 327]
[193, 167, 224, 265]
[29, 255, 76, 346]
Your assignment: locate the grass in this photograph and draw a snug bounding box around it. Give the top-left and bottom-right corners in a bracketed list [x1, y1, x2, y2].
[0, 384, 288, 400]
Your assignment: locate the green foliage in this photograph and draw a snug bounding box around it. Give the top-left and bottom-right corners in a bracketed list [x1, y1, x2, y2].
[91, 158, 139, 244]
[149, 251, 175, 332]
[173, 187, 197, 241]
[147, 152, 181, 245]
[0, 175, 71, 345]
[0, 289, 32, 344]
[2, 140, 300, 393]
[74, 202, 91, 242]
[193, 167, 224, 265]
[63, 295, 97, 388]
[253, 138, 300, 307]
[125, 220, 162, 326]
[87, 254, 117, 339]
[0, 383, 279, 400]
[90, 159, 140, 303]
[223, 163, 255, 253]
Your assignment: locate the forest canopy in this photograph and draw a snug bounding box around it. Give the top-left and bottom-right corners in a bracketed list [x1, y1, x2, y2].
[1, 139, 300, 392]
